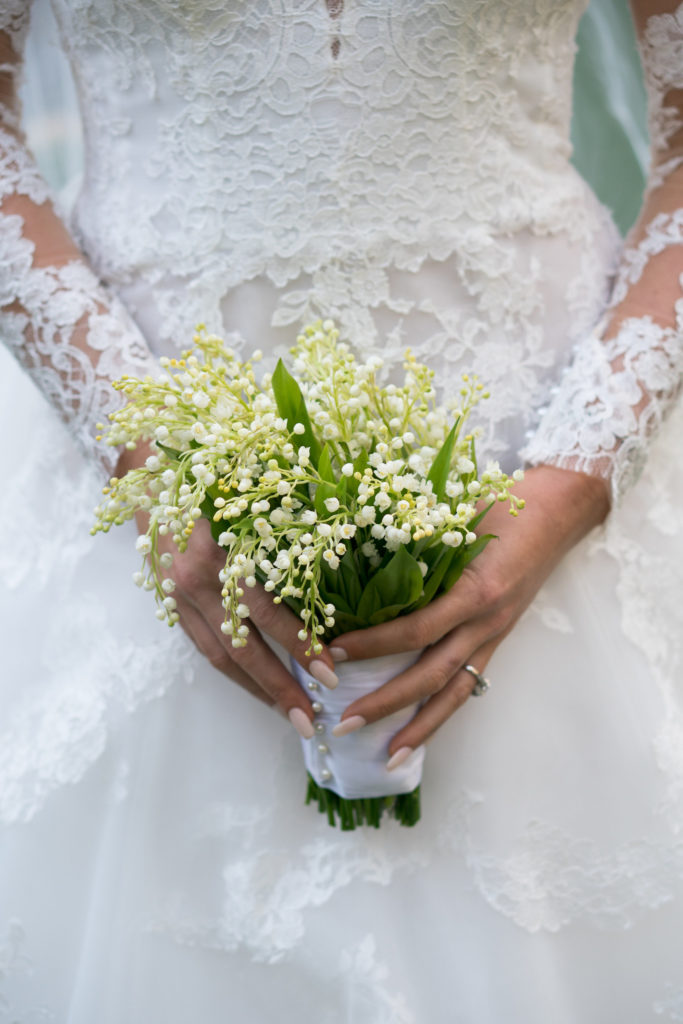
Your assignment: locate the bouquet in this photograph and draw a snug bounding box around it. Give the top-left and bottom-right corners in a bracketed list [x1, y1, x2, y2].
[93, 320, 524, 828]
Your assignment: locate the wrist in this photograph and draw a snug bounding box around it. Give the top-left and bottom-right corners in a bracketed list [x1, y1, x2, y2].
[520, 464, 610, 548]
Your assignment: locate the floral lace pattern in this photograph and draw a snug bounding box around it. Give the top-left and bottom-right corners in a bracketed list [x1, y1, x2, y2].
[639, 4, 683, 156]
[523, 5, 683, 498]
[523, 205, 683, 501]
[0, 35, 154, 472]
[1, 3, 683, 1016]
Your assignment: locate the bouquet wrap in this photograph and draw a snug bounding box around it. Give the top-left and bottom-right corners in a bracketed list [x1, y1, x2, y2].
[291, 650, 424, 799]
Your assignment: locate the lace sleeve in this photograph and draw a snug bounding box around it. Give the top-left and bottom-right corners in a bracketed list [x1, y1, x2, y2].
[522, 0, 683, 503]
[0, 9, 154, 475]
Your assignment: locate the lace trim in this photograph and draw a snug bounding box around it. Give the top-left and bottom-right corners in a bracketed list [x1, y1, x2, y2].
[639, 5, 683, 156]
[0, 122, 155, 472]
[0, 0, 32, 50]
[521, 315, 683, 502]
[0, 211, 155, 472]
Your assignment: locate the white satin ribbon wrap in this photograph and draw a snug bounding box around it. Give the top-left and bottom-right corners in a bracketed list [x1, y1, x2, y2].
[291, 650, 426, 799]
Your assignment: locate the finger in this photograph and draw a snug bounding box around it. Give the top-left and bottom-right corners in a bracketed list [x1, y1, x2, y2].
[244, 583, 339, 688]
[175, 598, 273, 706]
[387, 639, 498, 758]
[330, 563, 491, 662]
[334, 620, 489, 730]
[184, 584, 318, 724]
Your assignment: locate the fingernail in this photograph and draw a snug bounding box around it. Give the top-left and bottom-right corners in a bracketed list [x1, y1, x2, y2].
[332, 715, 366, 737]
[386, 746, 413, 771]
[288, 707, 314, 739]
[329, 646, 348, 663]
[309, 659, 339, 690]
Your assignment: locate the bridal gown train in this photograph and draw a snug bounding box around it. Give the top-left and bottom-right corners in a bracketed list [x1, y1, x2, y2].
[1, 2, 683, 1021]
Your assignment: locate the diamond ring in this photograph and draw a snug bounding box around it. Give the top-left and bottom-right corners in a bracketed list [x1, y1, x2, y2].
[464, 663, 491, 696]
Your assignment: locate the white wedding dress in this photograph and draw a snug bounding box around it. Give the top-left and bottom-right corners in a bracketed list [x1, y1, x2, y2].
[1, 2, 683, 1021]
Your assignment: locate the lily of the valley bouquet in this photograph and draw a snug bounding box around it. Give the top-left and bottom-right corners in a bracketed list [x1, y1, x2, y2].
[93, 320, 523, 829]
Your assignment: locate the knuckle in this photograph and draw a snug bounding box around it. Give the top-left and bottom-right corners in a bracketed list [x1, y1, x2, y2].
[404, 617, 432, 650]
[173, 560, 204, 594]
[488, 606, 512, 635]
[425, 663, 451, 694]
[207, 649, 234, 675]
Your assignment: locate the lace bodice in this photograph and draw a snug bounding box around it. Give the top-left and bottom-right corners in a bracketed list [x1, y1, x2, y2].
[0, 0, 682, 492]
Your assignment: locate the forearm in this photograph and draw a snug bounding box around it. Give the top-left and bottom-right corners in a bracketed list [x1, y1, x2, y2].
[0, 30, 154, 475]
[522, 4, 683, 503]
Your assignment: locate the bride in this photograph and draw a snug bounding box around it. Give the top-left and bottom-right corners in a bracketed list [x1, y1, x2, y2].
[1, 1, 682, 1021]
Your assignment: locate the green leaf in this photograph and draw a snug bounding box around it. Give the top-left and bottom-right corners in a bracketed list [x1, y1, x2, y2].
[335, 476, 348, 505]
[410, 546, 454, 610]
[314, 481, 337, 518]
[321, 591, 353, 616]
[344, 449, 368, 499]
[368, 603, 414, 626]
[271, 359, 322, 466]
[200, 496, 225, 544]
[155, 441, 183, 461]
[317, 444, 336, 484]
[328, 611, 366, 635]
[356, 546, 424, 623]
[441, 534, 496, 591]
[426, 420, 459, 502]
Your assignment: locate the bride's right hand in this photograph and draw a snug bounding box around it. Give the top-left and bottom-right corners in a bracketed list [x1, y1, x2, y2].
[115, 447, 338, 737]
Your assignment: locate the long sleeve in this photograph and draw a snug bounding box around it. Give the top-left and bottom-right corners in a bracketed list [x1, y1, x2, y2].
[522, 1, 683, 503]
[0, 5, 154, 474]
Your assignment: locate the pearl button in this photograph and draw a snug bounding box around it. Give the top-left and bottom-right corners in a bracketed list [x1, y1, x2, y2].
[314, 722, 325, 733]
[320, 769, 332, 781]
[307, 680, 319, 691]
[311, 701, 323, 713]
[317, 743, 328, 754]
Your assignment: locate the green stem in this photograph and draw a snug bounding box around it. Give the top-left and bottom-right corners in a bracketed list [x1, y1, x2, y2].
[305, 774, 421, 830]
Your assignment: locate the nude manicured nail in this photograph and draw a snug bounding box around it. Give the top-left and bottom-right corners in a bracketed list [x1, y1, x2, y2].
[386, 746, 413, 771]
[288, 707, 315, 739]
[309, 659, 339, 689]
[329, 646, 348, 663]
[332, 715, 366, 737]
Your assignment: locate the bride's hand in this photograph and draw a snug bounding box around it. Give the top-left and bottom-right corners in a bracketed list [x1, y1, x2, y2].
[114, 447, 337, 736]
[329, 465, 610, 766]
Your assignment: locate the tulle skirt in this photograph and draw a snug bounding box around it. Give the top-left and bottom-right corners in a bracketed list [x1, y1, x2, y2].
[2, 336, 683, 1024]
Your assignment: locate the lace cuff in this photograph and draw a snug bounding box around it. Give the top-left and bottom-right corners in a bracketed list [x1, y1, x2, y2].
[0, 17, 155, 476]
[521, 314, 683, 503]
[522, 3, 683, 504]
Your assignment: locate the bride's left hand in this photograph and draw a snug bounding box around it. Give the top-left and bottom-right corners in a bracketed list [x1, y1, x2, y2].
[329, 465, 610, 765]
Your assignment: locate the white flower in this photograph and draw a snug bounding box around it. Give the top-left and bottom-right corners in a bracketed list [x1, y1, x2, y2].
[324, 496, 340, 513]
[445, 480, 464, 498]
[301, 509, 317, 525]
[136, 535, 152, 554]
[341, 463, 354, 477]
[293, 422, 305, 435]
[145, 455, 161, 472]
[162, 578, 176, 593]
[192, 391, 210, 409]
[442, 531, 463, 547]
[457, 456, 475, 474]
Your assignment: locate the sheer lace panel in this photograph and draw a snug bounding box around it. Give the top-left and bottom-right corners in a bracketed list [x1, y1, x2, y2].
[0, 17, 154, 475]
[522, 2, 683, 502]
